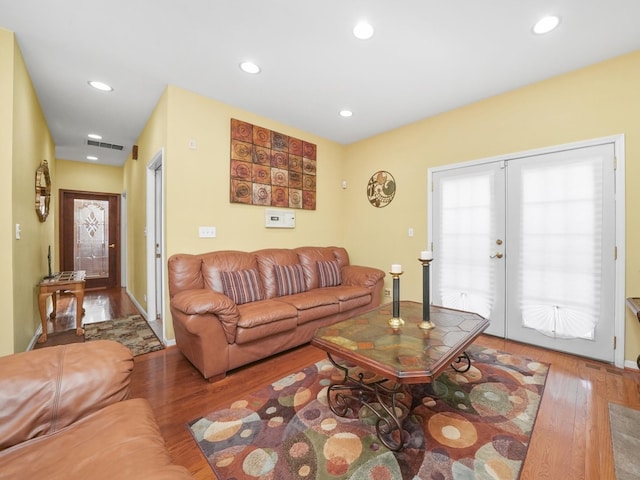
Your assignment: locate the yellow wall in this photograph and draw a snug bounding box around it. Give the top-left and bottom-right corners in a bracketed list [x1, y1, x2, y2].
[124, 88, 168, 314]
[163, 86, 346, 256]
[127, 85, 348, 338]
[0, 29, 15, 355]
[344, 50, 640, 364]
[0, 29, 55, 355]
[56, 159, 123, 194]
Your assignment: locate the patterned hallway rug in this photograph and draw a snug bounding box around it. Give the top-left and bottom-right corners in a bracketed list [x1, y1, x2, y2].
[84, 315, 164, 357]
[609, 402, 640, 480]
[188, 346, 549, 479]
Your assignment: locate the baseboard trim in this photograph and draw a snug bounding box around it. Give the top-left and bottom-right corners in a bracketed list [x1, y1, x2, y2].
[125, 288, 176, 347]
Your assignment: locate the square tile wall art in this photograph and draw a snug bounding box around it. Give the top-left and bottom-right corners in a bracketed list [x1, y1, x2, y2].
[230, 119, 317, 210]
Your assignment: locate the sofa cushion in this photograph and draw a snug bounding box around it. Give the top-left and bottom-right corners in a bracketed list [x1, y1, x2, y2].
[316, 285, 372, 312]
[221, 269, 264, 305]
[317, 259, 342, 287]
[254, 248, 301, 298]
[276, 290, 340, 325]
[201, 250, 259, 293]
[296, 246, 349, 290]
[235, 300, 298, 344]
[273, 264, 306, 296]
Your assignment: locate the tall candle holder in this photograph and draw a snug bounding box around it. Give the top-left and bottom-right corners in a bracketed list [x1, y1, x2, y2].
[388, 271, 404, 328]
[418, 257, 435, 330]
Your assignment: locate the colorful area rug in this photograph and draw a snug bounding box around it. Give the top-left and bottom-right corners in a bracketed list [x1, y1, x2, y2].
[609, 402, 640, 480]
[84, 315, 164, 357]
[188, 346, 548, 479]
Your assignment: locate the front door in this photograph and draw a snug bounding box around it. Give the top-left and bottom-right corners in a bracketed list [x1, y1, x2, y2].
[60, 190, 120, 289]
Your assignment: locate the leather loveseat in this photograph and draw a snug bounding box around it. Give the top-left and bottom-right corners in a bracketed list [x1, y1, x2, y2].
[168, 246, 385, 382]
[0, 340, 192, 480]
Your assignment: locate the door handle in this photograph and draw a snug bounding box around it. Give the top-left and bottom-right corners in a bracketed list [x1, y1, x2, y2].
[489, 252, 503, 259]
[108, 243, 116, 248]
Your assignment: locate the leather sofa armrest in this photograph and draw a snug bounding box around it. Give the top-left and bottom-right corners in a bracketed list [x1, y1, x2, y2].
[342, 265, 386, 288]
[171, 289, 240, 343]
[0, 340, 133, 451]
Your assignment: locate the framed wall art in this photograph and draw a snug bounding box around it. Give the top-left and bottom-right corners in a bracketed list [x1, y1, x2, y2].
[229, 119, 317, 210]
[367, 170, 396, 208]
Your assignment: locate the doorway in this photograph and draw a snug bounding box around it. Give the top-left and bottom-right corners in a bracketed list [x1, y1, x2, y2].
[146, 149, 165, 343]
[60, 190, 121, 289]
[430, 137, 624, 365]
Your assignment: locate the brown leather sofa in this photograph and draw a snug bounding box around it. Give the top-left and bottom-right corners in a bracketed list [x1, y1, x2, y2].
[0, 340, 192, 480]
[168, 246, 385, 382]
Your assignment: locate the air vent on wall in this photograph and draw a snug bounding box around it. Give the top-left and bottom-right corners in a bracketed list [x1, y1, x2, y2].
[87, 139, 124, 150]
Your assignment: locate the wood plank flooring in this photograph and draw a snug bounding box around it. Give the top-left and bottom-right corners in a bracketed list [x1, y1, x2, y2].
[35, 289, 640, 479]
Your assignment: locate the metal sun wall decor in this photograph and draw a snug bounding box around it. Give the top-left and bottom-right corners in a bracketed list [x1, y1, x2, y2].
[367, 170, 396, 207]
[230, 119, 317, 210]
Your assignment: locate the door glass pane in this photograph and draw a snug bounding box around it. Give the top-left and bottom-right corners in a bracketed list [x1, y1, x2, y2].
[436, 171, 495, 319]
[74, 199, 109, 279]
[516, 155, 603, 340]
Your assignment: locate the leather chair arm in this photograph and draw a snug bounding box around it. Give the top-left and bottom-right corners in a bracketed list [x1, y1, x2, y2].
[170, 289, 240, 343]
[0, 340, 133, 451]
[342, 265, 386, 288]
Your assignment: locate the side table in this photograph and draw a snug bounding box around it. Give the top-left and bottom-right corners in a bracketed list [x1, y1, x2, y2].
[37, 271, 86, 344]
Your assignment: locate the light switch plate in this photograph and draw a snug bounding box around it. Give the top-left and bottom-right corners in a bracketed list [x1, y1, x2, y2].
[198, 226, 216, 238]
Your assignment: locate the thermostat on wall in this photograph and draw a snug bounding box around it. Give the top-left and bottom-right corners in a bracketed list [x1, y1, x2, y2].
[265, 209, 296, 228]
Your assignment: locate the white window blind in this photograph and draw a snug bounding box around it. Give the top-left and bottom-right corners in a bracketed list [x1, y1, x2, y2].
[437, 171, 495, 319]
[517, 154, 603, 339]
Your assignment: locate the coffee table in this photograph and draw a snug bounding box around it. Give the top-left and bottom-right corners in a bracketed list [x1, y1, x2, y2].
[311, 301, 489, 450]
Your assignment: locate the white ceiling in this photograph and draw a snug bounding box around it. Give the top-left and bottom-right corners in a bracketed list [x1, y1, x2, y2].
[2, 0, 640, 167]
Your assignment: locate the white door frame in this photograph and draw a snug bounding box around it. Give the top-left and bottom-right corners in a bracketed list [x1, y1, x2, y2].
[120, 190, 127, 287]
[146, 149, 168, 343]
[428, 135, 625, 368]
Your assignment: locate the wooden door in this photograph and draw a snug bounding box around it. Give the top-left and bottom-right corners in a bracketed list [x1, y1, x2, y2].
[60, 190, 120, 289]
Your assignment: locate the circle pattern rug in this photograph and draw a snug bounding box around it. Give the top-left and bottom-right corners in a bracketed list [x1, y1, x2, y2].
[188, 346, 548, 479]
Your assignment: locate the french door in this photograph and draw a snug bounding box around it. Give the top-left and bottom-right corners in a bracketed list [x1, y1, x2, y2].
[60, 190, 121, 289]
[431, 142, 617, 362]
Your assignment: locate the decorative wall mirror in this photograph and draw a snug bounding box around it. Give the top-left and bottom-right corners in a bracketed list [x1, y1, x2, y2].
[35, 160, 51, 222]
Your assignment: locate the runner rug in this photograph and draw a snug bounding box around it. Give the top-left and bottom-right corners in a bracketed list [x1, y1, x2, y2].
[84, 315, 164, 357]
[608, 402, 640, 480]
[188, 346, 549, 479]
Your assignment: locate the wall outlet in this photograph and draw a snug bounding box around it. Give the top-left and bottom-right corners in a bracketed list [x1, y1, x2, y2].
[384, 288, 391, 297]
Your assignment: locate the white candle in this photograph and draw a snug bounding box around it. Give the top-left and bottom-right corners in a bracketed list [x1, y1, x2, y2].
[420, 250, 433, 260]
[391, 264, 402, 274]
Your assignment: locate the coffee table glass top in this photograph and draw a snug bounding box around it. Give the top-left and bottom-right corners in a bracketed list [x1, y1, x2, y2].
[312, 301, 489, 383]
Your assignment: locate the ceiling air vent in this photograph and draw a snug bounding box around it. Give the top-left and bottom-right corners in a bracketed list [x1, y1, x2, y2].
[87, 139, 124, 151]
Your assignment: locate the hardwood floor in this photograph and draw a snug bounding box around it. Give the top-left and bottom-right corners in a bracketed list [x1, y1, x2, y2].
[38, 289, 640, 479]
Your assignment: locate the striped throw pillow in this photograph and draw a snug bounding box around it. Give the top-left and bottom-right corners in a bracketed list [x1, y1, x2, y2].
[317, 260, 342, 287]
[273, 264, 306, 296]
[220, 269, 264, 305]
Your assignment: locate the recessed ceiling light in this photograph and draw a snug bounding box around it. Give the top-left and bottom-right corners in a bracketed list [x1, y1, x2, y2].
[87, 133, 102, 140]
[339, 110, 353, 118]
[88, 80, 113, 92]
[533, 15, 560, 35]
[353, 21, 374, 40]
[240, 61, 261, 74]
[86, 155, 98, 161]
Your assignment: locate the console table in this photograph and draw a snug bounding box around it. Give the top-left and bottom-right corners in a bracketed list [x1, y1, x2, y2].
[37, 270, 86, 344]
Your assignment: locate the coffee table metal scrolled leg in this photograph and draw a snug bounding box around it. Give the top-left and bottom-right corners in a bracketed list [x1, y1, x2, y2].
[451, 351, 472, 372]
[325, 353, 406, 451]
